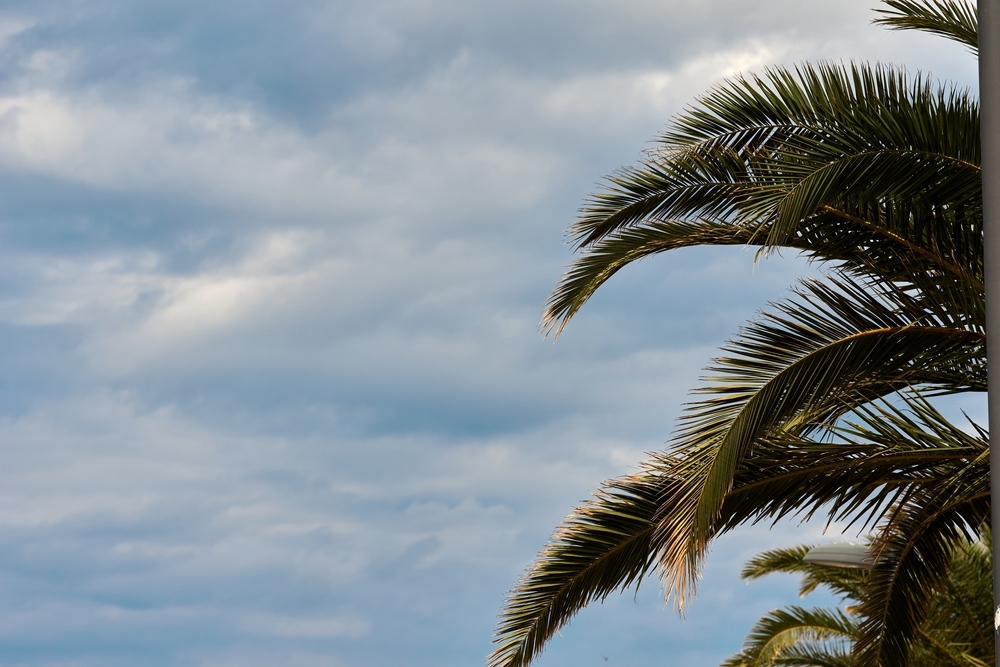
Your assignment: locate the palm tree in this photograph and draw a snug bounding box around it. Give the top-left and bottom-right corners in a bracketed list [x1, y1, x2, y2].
[724, 534, 992, 667]
[489, 2, 986, 667]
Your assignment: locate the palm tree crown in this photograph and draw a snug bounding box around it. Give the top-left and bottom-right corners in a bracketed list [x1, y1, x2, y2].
[490, 2, 987, 667]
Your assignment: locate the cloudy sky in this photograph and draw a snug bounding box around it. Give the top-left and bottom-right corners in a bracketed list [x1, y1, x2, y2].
[0, 2, 982, 666]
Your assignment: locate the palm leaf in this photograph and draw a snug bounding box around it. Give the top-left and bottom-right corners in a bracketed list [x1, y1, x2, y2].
[544, 62, 980, 334]
[649, 274, 983, 599]
[502, 5, 988, 666]
[853, 488, 990, 667]
[874, 0, 978, 52]
[721, 606, 856, 667]
[740, 545, 867, 600]
[488, 472, 663, 667]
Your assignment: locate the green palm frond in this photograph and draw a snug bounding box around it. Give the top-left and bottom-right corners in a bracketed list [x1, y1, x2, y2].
[499, 278, 988, 659]
[652, 391, 985, 603]
[488, 472, 663, 667]
[648, 275, 983, 601]
[680, 272, 984, 450]
[740, 545, 867, 600]
[713, 394, 986, 530]
[543, 219, 757, 334]
[874, 0, 978, 52]
[490, 399, 987, 667]
[722, 606, 856, 667]
[543, 62, 980, 335]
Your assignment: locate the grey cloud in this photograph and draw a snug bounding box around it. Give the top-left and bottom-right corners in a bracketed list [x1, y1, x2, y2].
[0, 0, 950, 126]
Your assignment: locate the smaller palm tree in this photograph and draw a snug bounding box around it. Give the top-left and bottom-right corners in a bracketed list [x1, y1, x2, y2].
[725, 534, 992, 667]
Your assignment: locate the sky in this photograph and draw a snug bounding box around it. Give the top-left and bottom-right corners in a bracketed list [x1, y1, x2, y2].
[0, 1, 983, 666]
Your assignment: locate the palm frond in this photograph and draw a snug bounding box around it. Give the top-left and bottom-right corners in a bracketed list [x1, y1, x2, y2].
[652, 391, 986, 606]
[502, 5, 988, 666]
[648, 276, 983, 599]
[721, 606, 856, 667]
[488, 472, 664, 667]
[874, 0, 978, 52]
[543, 219, 756, 335]
[853, 470, 990, 666]
[740, 545, 867, 600]
[544, 62, 980, 335]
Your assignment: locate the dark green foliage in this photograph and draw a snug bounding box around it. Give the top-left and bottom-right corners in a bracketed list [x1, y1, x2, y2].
[724, 536, 993, 667]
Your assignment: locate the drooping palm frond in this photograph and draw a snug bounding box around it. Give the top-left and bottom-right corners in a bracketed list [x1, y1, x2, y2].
[573, 63, 979, 246]
[543, 62, 980, 335]
[707, 394, 985, 534]
[496, 278, 988, 665]
[654, 404, 983, 609]
[646, 274, 984, 604]
[488, 471, 664, 667]
[491, 398, 987, 667]
[874, 0, 978, 52]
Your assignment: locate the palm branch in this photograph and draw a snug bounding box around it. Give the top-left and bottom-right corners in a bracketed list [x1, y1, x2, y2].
[492, 398, 988, 666]
[874, 0, 978, 52]
[721, 606, 856, 667]
[543, 62, 980, 335]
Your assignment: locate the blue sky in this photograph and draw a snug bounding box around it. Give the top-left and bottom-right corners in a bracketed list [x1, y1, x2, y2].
[0, 2, 982, 666]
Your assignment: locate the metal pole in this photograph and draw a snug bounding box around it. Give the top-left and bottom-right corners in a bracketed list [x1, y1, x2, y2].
[981, 0, 1000, 663]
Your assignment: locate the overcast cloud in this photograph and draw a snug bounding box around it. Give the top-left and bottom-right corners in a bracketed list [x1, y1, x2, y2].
[0, 1, 982, 666]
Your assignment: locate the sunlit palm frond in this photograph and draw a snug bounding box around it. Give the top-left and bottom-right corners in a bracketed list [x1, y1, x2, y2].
[491, 395, 986, 667]
[488, 472, 664, 667]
